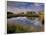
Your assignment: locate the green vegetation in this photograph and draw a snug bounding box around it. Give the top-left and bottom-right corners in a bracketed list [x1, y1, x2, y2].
[7, 11, 39, 18]
[7, 23, 34, 34]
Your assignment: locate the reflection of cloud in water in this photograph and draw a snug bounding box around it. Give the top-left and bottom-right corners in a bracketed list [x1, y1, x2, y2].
[33, 18, 41, 26]
[8, 17, 41, 26]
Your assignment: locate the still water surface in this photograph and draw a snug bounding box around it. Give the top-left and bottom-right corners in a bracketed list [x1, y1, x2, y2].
[8, 17, 41, 26]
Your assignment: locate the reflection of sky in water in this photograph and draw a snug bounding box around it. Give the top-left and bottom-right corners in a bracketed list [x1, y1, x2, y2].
[8, 17, 41, 27]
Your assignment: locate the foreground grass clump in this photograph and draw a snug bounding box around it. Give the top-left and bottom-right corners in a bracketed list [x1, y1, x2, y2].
[7, 23, 35, 34]
[7, 24, 16, 33]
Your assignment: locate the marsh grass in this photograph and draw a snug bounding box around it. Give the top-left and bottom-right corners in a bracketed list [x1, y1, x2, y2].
[7, 23, 36, 34]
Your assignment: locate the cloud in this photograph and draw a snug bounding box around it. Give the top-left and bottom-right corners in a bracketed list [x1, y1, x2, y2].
[7, 1, 44, 14]
[34, 3, 44, 6]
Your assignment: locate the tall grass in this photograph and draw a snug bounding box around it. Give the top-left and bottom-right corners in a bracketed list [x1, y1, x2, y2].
[7, 23, 36, 34]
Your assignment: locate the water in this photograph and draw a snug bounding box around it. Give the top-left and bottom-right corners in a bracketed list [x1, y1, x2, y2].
[8, 17, 41, 25]
[7, 17, 41, 31]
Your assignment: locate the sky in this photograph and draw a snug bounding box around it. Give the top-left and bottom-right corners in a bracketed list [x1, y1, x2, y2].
[7, 1, 44, 14]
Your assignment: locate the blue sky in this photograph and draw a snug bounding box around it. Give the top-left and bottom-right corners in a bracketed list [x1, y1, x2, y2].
[7, 1, 44, 13]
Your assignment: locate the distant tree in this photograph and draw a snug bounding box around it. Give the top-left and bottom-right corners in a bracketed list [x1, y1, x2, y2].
[27, 11, 36, 15]
[27, 11, 32, 14]
[7, 12, 13, 14]
[7, 12, 14, 18]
